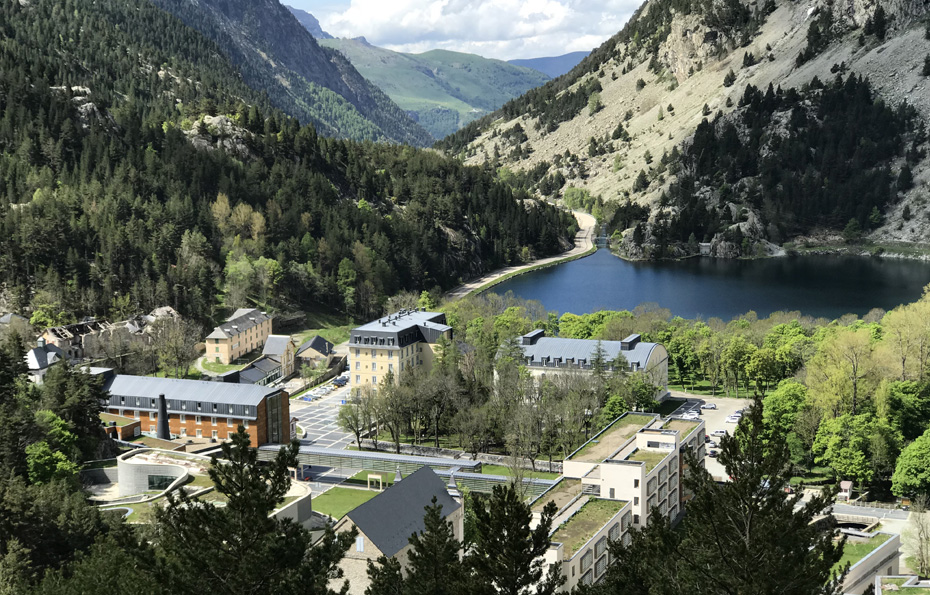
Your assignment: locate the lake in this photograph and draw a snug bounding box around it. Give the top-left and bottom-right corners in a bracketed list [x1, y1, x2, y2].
[488, 249, 930, 320]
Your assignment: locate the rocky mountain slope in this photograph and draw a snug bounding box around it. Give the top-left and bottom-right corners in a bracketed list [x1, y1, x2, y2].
[286, 5, 333, 38]
[151, 0, 432, 146]
[508, 51, 591, 78]
[318, 38, 551, 139]
[444, 0, 930, 254]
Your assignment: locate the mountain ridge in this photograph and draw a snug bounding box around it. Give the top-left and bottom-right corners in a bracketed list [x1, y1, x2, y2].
[445, 0, 930, 255]
[318, 38, 551, 139]
[286, 5, 333, 38]
[508, 51, 591, 78]
[150, 0, 432, 146]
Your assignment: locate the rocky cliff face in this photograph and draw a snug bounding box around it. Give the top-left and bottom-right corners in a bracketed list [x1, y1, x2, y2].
[455, 0, 930, 251]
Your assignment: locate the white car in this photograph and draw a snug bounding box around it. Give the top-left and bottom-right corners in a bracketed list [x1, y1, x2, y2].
[711, 429, 728, 437]
[725, 415, 741, 423]
[700, 403, 717, 410]
[681, 413, 700, 420]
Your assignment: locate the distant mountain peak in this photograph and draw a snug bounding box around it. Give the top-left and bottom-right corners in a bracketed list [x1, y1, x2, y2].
[285, 5, 333, 39]
[508, 51, 590, 78]
[351, 36, 372, 46]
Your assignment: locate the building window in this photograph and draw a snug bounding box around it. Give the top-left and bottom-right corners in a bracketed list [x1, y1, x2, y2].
[196, 429, 202, 438]
[355, 348, 360, 356]
[213, 404, 218, 412]
[211, 417, 216, 425]
[356, 537, 364, 552]
[371, 362, 376, 370]
[179, 414, 186, 423]
[227, 418, 233, 427]
[196, 415, 201, 425]
[243, 420, 248, 428]
[120, 396, 125, 404]
[150, 399, 155, 408]
[634, 497, 639, 506]
[212, 430, 218, 439]
[633, 514, 640, 524]
[356, 375, 360, 384]
[215, 347, 219, 352]
[149, 412, 155, 419]
[180, 428, 187, 437]
[355, 361, 360, 370]
[609, 488, 615, 499]
[388, 363, 393, 372]
[634, 479, 639, 488]
[197, 402, 202, 411]
[372, 376, 376, 384]
[388, 351, 392, 359]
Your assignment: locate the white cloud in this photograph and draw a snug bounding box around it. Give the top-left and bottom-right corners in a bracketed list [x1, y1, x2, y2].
[316, 0, 641, 60]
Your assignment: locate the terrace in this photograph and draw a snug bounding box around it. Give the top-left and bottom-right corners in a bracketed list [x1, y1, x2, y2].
[624, 449, 669, 473]
[833, 532, 891, 574]
[661, 419, 700, 440]
[569, 414, 654, 462]
[878, 577, 930, 593]
[100, 412, 136, 427]
[532, 479, 582, 513]
[551, 499, 627, 556]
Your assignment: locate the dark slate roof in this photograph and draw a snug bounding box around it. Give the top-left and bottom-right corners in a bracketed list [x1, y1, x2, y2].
[25, 343, 66, 371]
[206, 308, 271, 340]
[517, 334, 661, 370]
[350, 309, 451, 349]
[262, 335, 292, 357]
[0, 312, 28, 325]
[345, 466, 460, 557]
[104, 375, 277, 406]
[238, 367, 267, 385]
[296, 335, 333, 357]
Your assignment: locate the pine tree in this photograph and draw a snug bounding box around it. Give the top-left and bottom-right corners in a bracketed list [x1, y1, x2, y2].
[469, 484, 565, 595]
[155, 428, 356, 595]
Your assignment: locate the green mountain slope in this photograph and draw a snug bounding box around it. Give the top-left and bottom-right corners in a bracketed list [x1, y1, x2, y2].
[0, 0, 574, 326]
[148, 0, 432, 146]
[319, 38, 550, 139]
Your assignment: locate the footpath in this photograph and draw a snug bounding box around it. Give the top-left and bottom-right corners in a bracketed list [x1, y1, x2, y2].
[444, 211, 597, 301]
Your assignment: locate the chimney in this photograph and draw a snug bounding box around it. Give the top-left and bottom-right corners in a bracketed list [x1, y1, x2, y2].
[447, 471, 461, 501]
[37, 337, 46, 348]
[394, 465, 403, 483]
[156, 393, 170, 440]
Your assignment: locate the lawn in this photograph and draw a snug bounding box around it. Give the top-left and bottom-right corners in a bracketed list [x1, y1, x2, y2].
[481, 464, 560, 480]
[625, 449, 669, 472]
[292, 310, 356, 347]
[311, 487, 377, 520]
[551, 499, 626, 556]
[533, 479, 582, 512]
[201, 360, 245, 374]
[571, 414, 653, 462]
[100, 412, 135, 427]
[670, 379, 769, 398]
[833, 533, 891, 573]
[152, 364, 200, 380]
[345, 469, 395, 489]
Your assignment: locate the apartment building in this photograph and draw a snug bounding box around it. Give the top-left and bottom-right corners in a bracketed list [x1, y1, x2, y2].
[514, 330, 669, 399]
[205, 308, 273, 364]
[538, 412, 705, 590]
[102, 375, 290, 446]
[348, 309, 452, 390]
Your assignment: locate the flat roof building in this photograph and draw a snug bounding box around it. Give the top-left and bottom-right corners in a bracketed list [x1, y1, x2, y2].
[348, 309, 452, 389]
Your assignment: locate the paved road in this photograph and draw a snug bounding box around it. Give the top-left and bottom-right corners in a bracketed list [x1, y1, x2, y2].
[666, 394, 753, 481]
[444, 210, 597, 301]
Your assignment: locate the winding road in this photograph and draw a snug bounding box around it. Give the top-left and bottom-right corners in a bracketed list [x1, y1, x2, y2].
[444, 210, 597, 301]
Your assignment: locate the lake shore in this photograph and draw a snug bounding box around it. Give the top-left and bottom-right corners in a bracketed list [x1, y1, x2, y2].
[443, 210, 597, 301]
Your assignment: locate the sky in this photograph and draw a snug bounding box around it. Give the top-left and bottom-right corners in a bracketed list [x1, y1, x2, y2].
[286, 0, 641, 60]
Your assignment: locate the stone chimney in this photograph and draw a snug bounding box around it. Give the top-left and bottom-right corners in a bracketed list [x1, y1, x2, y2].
[156, 393, 170, 440]
[394, 465, 403, 483]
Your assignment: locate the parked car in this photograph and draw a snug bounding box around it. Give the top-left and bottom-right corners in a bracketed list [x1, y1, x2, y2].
[707, 440, 718, 448]
[725, 415, 741, 423]
[700, 403, 717, 410]
[711, 429, 728, 437]
[681, 412, 700, 420]
[704, 435, 711, 443]
[332, 377, 348, 387]
[708, 450, 719, 458]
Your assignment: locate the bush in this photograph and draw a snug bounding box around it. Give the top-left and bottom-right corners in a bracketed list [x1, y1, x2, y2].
[923, 54, 930, 77]
[723, 69, 736, 87]
[636, 78, 646, 91]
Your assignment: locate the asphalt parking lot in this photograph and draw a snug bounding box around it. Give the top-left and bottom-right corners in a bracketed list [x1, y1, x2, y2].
[289, 384, 354, 449]
[669, 395, 753, 481]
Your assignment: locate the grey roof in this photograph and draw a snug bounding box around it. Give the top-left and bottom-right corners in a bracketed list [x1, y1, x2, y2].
[346, 467, 460, 557]
[206, 308, 271, 340]
[262, 335, 292, 357]
[238, 367, 267, 385]
[103, 374, 278, 407]
[351, 309, 451, 348]
[25, 343, 66, 371]
[296, 335, 333, 357]
[250, 356, 280, 373]
[517, 335, 661, 370]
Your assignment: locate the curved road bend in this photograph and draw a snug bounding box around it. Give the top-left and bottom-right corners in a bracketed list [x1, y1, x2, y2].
[444, 210, 597, 301]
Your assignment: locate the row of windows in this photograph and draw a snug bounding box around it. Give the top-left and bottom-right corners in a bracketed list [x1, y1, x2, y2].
[121, 411, 248, 428]
[353, 345, 424, 358]
[118, 397, 243, 415]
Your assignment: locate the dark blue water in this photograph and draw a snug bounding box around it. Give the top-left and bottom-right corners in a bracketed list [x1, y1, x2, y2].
[489, 249, 930, 320]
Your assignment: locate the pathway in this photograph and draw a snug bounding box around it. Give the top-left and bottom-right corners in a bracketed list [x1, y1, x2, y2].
[444, 210, 597, 301]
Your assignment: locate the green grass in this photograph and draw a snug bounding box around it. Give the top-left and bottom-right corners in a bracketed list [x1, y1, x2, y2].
[625, 449, 669, 472]
[571, 414, 653, 461]
[833, 533, 891, 573]
[100, 412, 136, 427]
[311, 487, 378, 520]
[292, 310, 355, 347]
[152, 364, 200, 380]
[201, 360, 245, 374]
[481, 464, 560, 480]
[345, 469, 395, 488]
[551, 499, 626, 556]
[669, 379, 769, 398]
